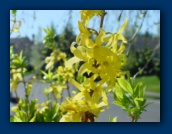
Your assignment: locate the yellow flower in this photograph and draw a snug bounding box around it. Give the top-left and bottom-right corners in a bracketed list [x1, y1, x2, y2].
[104, 18, 128, 54]
[60, 76, 108, 122]
[60, 93, 107, 122]
[65, 28, 106, 68]
[52, 84, 66, 99]
[10, 79, 19, 91]
[62, 12, 129, 122]
[45, 49, 67, 70]
[78, 22, 91, 37]
[80, 10, 105, 26]
[66, 28, 126, 86]
[10, 69, 23, 91]
[56, 66, 75, 82]
[45, 54, 55, 70]
[57, 52, 66, 61]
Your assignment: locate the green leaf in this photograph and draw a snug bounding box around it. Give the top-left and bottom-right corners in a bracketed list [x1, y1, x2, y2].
[139, 86, 146, 98]
[30, 99, 37, 115]
[29, 117, 35, 122]
[52, 113, 58, 120]
[142, 102, 153, 109]
[134, 98, 145, 108]
[134, 82, 142, 97]
[11, 10, 17, 17]
[111, 117, 117, 122]
[41, 70, 53, 81]
[123, 93, 133, 107]
[126, 71, 133, 87]
[114, 83, 123, 100]
[10, 116, 14, 122]
[114, 101, 126, 110]
[117, 78, 133, 95]
[13, 116, 23, 122]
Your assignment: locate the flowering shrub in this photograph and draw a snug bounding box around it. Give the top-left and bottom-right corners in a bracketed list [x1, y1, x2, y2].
[59, 10, 151, 122]
[10, 10, 151, 122]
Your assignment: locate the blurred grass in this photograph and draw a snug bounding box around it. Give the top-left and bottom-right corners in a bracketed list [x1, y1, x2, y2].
[145, 95, 160, 99]
[135, 75, 160, 93]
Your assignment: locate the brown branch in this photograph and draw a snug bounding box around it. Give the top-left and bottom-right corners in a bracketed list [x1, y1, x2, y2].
[99, 11, 107, 33]
[132, 117, 137, 122]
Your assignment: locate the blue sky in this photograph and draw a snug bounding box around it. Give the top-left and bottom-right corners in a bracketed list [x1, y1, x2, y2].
[10, 10, 160, 41]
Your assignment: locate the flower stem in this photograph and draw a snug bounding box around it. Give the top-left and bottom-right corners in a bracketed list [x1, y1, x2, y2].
[132, 117, 137, 122]
[21, 69, 29, 121]
[67, 82, 71, 97]
[88, 28, 99, 36]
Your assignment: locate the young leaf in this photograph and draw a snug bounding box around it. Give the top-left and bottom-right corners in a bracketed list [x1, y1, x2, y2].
[13, 116, 23, 122]
[114, 101, 126, 110]
[29, 117, 35, 122]
[134, 82, 142, 97]
[111, 117, 117, 122]
[139, 86, 146, 98]
[134, 98, 144, 108]
[11, 10, 17, 17]
[114, 83, 123, 100]
[117, 78, 133, 95]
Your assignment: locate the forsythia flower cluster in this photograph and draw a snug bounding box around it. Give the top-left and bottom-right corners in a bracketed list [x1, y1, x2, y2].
[56, 66, 75, 83]
[60, 10, 128, 122]
[45, 49, 67, 70]
[43, 48, 75, 100]
[10, 68, 23, 91]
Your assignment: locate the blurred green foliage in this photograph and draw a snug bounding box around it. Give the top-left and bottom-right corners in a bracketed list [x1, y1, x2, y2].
[123, 34, 160, 78]
[30, 24, 76, 76]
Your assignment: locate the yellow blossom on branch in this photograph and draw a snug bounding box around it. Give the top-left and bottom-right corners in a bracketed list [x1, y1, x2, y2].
[60, 10, 129, 122]
[80, 10, 105, 26]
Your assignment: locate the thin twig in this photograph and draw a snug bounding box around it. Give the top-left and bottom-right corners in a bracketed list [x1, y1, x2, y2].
[60, 91, 63, 104]
[99, 11, 107, 33]
[14, 90, 18, 99]
[127, 11, 147, 55]
[21, 70, 30, 121]
[118, 10, 123, 22]
[67, 82, 71, 97]
[87, 28, 99, 36]
[132, 117, 137, 122]
[52, 91, 58, 103]
[128, 11, 147, 43]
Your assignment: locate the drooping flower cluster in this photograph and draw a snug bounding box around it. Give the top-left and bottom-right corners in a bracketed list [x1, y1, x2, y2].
[45, 49, 67, 70]
[56, 66, 75, 83]
[42, 47, 75, 101]
[60, 10, 128, 122]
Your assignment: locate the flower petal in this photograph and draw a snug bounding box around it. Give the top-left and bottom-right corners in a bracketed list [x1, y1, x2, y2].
[96, 28, 105, 46]
[65, 57, 81, 68]
[117, 17, 128, 34]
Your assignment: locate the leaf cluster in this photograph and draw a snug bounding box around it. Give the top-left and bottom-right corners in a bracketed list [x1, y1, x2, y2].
[12, 99, 60, 122]
[10, 46, 27, 68]
[113, 74, 152, 121]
